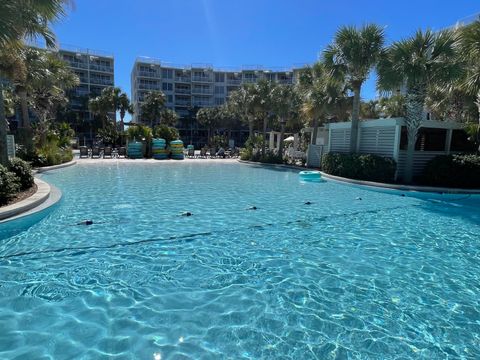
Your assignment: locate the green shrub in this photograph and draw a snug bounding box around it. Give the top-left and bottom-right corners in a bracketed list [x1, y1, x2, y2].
[9, 158, 34, 190]
[153, 125, 180, 144]
[0, 165, 20, 205]
[422, 154, 480, 188]
[322, 153, 397, 183]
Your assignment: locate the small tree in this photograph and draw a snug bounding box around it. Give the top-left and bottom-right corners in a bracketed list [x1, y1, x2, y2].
[140, 91, 166, 127]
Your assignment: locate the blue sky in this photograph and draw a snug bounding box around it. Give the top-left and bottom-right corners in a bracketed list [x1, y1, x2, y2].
[53, 0, 478, 111]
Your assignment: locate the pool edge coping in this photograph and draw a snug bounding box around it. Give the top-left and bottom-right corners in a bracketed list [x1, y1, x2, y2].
[0, 178, 51, 221]
[237, 159, 480, 195]
[35, 160, 77, 173]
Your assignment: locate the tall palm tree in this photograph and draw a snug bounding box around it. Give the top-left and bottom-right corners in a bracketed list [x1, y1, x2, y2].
[140, 91, 166, 127]
[196, 107, 220, 143]
[160, 108, 179, 127]
[228, 84, 257, 138]
[0, 0, 71, 165]
[118, 92, 133, 132]
[271, 84, 299, 158]
[459, 19, 480, 144]
[250, 79, 275, 157]
[88, 95, 111, 128]
[377, 29, 461, 183]
[297, 62, 347, 144]
[0, 0, 71, 48]
[324, 24, 385, 152]
[29, 51, 79, 145]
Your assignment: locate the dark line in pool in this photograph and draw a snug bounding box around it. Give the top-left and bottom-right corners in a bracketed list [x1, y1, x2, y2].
[0, 203, 419, 261]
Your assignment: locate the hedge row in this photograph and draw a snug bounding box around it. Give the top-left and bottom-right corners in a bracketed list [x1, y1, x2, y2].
[0, 159, 34, 205]
[422, 154, 480, 188]
[321, 153, 397, 183]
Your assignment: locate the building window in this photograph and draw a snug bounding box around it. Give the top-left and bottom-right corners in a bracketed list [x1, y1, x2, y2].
[215, 73, 225, 82]
[162, 82, 173, 91]
[162, 69, 173, 79]
[214, 86, 224, 94]
[167, 95, 173, 103]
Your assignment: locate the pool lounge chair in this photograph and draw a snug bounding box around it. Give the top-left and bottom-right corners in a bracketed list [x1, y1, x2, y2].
[209, 148, 217, 158]
[199, 148, 208, 158]
[187, 148, 195, 158]
[117, 147, 126, 158]
[103, 146, 113, 158]
[79, 146, 89, 158]
[91, 146, 101, 158]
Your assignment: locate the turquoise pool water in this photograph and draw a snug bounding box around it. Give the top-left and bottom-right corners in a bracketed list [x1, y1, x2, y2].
[1, 162, 479, 359]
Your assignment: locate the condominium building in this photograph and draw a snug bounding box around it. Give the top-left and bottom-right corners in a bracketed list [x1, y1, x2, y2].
[131, 58, 304, 146]
[58, 46, 114, 140]
[131, 58, 303, 121]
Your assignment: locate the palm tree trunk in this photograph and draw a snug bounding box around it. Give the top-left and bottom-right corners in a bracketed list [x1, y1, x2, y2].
[0, 84, 9, 166]
[311, 117, 319, 145]
[19, 90, 30, 129]
[262, 116, 267, 158]
[403, 87, 425, 183]
[248, 116, 253, 139]
[350, 83, 361, 153]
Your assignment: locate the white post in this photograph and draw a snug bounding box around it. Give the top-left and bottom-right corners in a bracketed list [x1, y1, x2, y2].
[445, 129, 453, 154]
[269, 131, 274, 149]
[393, 124, 401, 162]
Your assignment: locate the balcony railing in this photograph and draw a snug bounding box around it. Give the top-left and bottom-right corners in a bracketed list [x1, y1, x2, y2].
[175, 88, 191, 94]
[192, 99, 214, 106]
[175, 76, 191, 83]
[138, 71, 160, 78]
[66, 61, 88, 69]
[90, 64, 114, 73]
[226, 79, 241, 85]
[90, 78, 114, 86]
[191, 88, 213, 95]
[243, 78, 257, 83]
[139, 83, 161, 90]
[175, 100, 191, 106]
[192, 76, 213, 82]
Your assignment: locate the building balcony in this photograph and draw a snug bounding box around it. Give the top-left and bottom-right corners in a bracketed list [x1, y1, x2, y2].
[90, 64, 114, 73]
[226, 79, 242, 85]
[90, 78, 114, 86]
[175, 88, 191, 94]
[175, 76, 191, 83]
[192, 76, 213, 82]
[66, 61, 88, 69]
[277, 79, 293, 84]
[192, 99, 214, 107]
[175, 100, 191, 107]
[243, 78, 257, 84]
[191, 88, 213, 95]
[138, 71, 160, 78]
[139, 83, 161, 90]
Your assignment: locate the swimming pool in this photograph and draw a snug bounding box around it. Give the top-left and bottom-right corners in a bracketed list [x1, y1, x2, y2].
[1, 162, 479, 359]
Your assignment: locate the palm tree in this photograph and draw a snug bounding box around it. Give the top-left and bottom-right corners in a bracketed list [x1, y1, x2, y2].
[196, 107, 220, 144]
[377, 29, 461, 183]
[0, 0, 71, 165]
[228, 84, 257, 138]
[459, 19, 480, 144]
[118, 92, 133, 132]
[88, 95, 111, 128]
[0, 1, 71, 48]
[29, 51, 79, 146]
[159, 108, 179, 127]
[271, 84, 300, 159]
[324, 24, 385, 152]
[251, 79, 275, 158]
[140, 91, 166, 127]
[297, 62, 348, 144]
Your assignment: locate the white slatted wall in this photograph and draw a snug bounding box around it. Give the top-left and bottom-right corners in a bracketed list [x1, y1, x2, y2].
[358, 126, 396, 157]
[329, 129, 350, 153]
